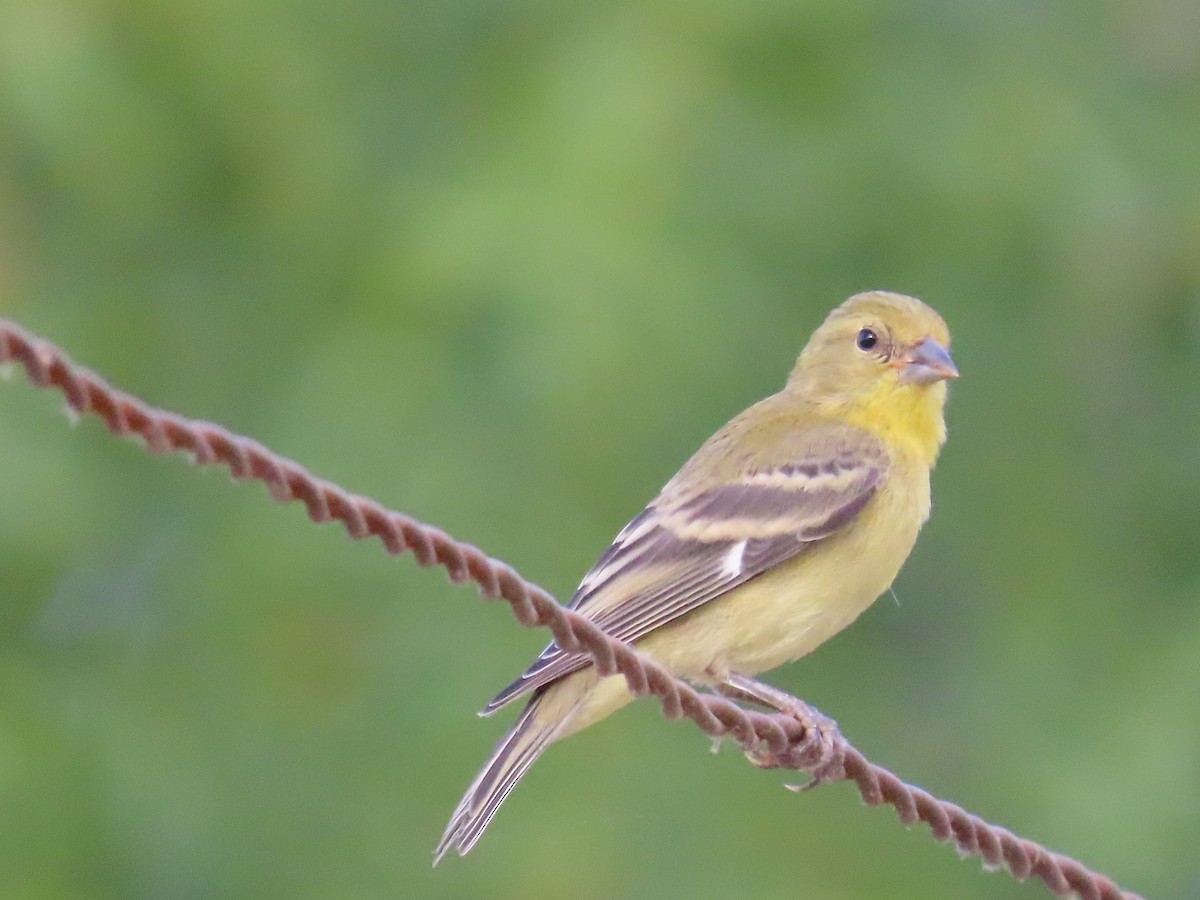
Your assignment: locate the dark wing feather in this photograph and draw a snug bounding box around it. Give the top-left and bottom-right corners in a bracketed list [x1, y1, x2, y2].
[482, 425, 887, 715]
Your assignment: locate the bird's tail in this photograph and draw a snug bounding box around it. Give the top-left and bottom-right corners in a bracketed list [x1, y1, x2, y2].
[434, 688, 579, 863]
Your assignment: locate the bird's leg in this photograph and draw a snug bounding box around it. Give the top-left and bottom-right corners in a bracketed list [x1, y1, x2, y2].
[718, 672, 845, 784]
[716, 672, 808, 711]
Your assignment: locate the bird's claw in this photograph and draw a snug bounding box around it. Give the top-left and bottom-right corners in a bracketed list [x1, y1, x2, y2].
[715, 673, 846, 783]
[744, 701, 846, 785]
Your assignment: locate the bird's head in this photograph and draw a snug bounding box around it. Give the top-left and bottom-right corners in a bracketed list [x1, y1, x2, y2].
[788, 291, 958, 463]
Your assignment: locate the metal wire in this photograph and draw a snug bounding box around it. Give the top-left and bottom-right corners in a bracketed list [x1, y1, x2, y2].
[0, 316, 1140, 900]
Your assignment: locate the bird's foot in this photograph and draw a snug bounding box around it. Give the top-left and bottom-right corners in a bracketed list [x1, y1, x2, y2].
[718, 673, 846, 786]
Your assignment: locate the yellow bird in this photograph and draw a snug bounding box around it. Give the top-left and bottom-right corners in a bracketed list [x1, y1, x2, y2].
[435, 290, 958, 861]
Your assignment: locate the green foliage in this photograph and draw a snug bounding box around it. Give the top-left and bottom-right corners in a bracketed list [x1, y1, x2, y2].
[1, 2, 1197, 897]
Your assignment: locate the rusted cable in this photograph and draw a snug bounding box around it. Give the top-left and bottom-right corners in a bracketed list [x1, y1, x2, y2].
[0, 317, 1139, 900]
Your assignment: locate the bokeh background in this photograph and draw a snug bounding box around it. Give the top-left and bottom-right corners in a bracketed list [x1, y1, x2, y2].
[1, 2, 1198, 898]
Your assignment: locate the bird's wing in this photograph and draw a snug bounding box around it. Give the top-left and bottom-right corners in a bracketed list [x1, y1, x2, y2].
[482, 424, 888, 715]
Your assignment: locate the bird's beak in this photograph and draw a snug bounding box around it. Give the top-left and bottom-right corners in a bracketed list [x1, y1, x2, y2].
[899, 337, 959, 385]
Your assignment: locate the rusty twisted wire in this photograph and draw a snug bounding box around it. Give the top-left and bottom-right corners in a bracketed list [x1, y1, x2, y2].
[0, 317, 1138, 900]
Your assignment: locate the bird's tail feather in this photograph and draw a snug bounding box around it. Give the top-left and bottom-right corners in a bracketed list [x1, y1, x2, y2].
[434, 689, 577, 863]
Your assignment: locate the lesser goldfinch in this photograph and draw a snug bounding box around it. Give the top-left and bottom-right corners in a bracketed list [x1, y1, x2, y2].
[435, 291, 958, 861]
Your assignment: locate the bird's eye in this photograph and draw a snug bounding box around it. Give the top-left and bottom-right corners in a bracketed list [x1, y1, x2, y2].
[856, 328, 878, 352]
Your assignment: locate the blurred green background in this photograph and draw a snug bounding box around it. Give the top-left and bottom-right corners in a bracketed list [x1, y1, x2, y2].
[1, 1, 1197, 898]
